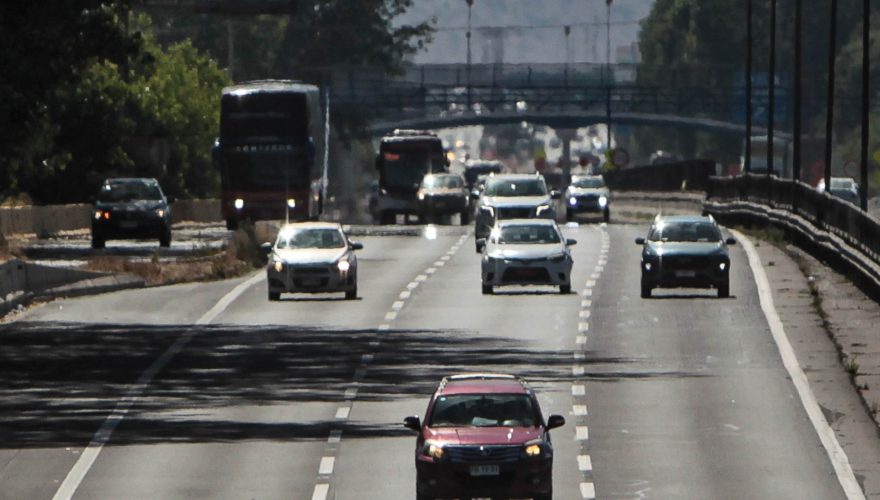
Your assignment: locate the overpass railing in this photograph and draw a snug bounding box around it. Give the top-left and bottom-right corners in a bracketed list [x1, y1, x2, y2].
[706, 174, 880, 272]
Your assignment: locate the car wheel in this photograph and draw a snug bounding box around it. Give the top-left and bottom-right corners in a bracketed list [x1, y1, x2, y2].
[475, 241, 484, 253]
[482, 284, 493, 295]
[268, 290, 281, 301]
[640, 282, 652, 298]
[717, 282, 730, 298]
[159, 228, 172, 248]
[603, 209, 610, 223]
[460, 210, 470, 225]
[345, 287, 357, 300]
[566, 210, 573, 222]
[560, 284, 571, 294]
[91, 236, 105, 249]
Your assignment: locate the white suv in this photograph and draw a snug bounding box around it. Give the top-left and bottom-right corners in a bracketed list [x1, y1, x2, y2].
[473, 173, 560, 252]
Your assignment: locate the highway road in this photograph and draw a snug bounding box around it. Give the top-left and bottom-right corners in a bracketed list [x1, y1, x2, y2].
[0, 222, 859, 499]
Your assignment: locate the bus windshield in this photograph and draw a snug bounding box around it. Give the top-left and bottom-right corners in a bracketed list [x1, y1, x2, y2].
[221, 92, 308, 139]
[381, 146, 445, 190]
[223, 147, 310, 190]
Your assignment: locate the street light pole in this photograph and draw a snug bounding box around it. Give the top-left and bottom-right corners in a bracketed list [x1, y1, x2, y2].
[745, 0, 753, 175]
[768, 0, 776, 181]
[605, 0, 612, 150]
[466, 0, 474, 112]
[824, 0, 838, 193]
[860, 0, 870, 211]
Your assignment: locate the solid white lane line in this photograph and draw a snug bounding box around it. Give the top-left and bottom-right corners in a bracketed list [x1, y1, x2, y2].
[735, 229, 865, 500]
[572, 385, 585, 396]
[580, 482, 596, 499]
[335, 407, 351, 420]
[51, 271, 264, 500]
[319, 456, 335, 475]
[576, 426, 589, 441]
[573, 405, 588, 416]
[577, 455, 593, 472]
[312, 484, 330, 500]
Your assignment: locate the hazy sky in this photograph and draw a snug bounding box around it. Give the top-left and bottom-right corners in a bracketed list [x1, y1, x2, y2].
[397, 0, 654, 64]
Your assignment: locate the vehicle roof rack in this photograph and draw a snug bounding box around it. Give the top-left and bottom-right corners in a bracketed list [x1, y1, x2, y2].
[438, 373, 526, 390]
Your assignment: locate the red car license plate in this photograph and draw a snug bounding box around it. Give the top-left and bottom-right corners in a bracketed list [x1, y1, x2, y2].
[469, 464, 500, 476]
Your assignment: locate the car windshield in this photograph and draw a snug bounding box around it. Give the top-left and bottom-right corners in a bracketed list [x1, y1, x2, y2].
[572, 177, 605, 189]
[276, 228, 345, 249]
[428, 394, 537, 427]
[484, 178, 547, 196]
[830, 178, 855, 190]
[496, 225, 561, 244]
[422, 175, 463, 189]
[648, 221, 722, 242]
[98, 181, 163, 202]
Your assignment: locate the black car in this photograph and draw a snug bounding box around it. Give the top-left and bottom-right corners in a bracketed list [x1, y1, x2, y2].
[91, 178, 173, 249]
[565, 174, 611, 222]
[636, 215, 735, 298]
[417, 173, 470, 224]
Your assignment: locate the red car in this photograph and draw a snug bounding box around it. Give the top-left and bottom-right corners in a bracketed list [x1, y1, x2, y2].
[404, 373, 565, 500]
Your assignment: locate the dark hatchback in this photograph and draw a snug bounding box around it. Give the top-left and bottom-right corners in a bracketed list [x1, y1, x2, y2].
[636, 214, 735, 298]
[404, 373, 564, 500]
[417, 173, 470, 224]
[91, 178, 173, 249]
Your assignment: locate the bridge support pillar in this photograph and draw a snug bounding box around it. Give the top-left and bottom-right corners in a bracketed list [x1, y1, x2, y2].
[556, 129, 578, 180]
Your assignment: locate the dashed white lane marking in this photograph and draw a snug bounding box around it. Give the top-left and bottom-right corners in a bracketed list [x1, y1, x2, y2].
[377, 324, 390, 332]
[573, 405, 588, 416]
[311, 483, 330, 500]
[580, 482, 596, 499]
[576, 335, 587, 344]
[573, 352, 586, 360]
[51, 271, 265, 500]
[578, 322, 590, 332]
[582, 289, 593, 297]
[576, 426, 589, 441]
[319, 456, 335, 475]
[735, 229, 865, 500]
[399, 291, 411, 300]
[585, 279, 597, 287]
[579, 310, 591, 319]
[581, 300, 592, 308]
[441, 255, 451, 261]
[577, 455, 593, 472]
[384, 311, 397, 321]
[344, 388, 358, 399]
[572, 366, 585, 377]
[415, 274, 428, 282]
[572, 385, 585, 396]
[407, 282, 419, 290]
[425, 267, 437, 274]
[328, 430, 342, 443]
[335, 407, 350, 420]
[391, 301, 405, 311]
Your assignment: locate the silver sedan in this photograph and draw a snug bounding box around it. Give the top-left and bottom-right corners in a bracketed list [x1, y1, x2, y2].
[478, 219, 576, 295]
[263, 222, 363, 301]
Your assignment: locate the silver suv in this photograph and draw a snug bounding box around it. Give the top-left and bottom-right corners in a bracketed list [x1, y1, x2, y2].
[473, 173, 559, 252]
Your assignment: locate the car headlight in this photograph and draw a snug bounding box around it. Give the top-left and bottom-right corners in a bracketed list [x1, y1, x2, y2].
[523, 439, 545, 458]
[94, 210, 107, 220]
[719, 262, 727, 271]
[536, 204, 552, 216]
[569, 196, 578, 206]
[549, 253, 566, 263]
[273, 260, 284, 273]
[421, 440, 445, 460]
[155, 208, 166, 218]
[287, 198, 296, 209]
[234, 198, 244, 210]
[337, 259, 351, 273]
[417, 192, 425, 201]
[643, 261, 653, 271]
[598, 196, 608, 207]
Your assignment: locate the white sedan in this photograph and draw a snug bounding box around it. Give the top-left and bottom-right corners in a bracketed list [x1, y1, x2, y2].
[263, 222, 363, 301]
[478, 219, 576, 295]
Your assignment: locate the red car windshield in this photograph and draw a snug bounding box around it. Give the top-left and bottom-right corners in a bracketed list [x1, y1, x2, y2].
[428, 393, 537, 427]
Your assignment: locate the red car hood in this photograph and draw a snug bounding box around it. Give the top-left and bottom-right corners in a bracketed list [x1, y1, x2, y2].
[426, 426, 541, 445]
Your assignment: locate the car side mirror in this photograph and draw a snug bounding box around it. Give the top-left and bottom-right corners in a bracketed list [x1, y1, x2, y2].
[350, 241, 364, 250]
[546, 414, 565, 430]
[566, 238, 577, 246]
[471, 189, 481, 199]
[726, 237, 736, 245]
[475, 238, 487, 248]
[403, 416, 421, 432]
[635, 237, 646, 245]
[260, 242, 273, 255]
[550, 190, 562, 200]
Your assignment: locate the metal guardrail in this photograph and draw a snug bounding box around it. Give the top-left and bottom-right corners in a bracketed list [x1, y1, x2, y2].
[706, 174, 880, 267]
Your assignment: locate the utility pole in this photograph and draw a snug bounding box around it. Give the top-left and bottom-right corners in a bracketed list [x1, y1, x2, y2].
[466, 0, 474, 112]
[793, 0, 802, 184]
[768, 0, 776, 180]
[861, 0, 870, 211]
[745, 0, 753, 175]
[824, 0, 838, 193]
[605, 0, 613, 150]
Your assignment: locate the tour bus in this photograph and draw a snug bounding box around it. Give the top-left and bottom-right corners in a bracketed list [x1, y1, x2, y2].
[374, 129, 448, 224]
[215, 80, 324, 229]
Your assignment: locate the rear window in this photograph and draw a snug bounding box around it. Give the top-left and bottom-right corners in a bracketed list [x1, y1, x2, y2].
[495, 225, 561, 244]
[98, 181, 163, 202]
[484, 178, 547, 197]
[648, 221, 722, 242]
[428, 394, 537, 427]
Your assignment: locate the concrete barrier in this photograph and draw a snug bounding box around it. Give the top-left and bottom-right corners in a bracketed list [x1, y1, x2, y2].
[0, 199, 222, 237]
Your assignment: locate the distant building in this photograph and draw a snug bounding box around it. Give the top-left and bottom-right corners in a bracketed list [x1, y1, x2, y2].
[614, 42, 641, 83]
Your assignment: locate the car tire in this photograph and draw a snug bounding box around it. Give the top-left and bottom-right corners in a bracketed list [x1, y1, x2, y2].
[460, 210, 470, 225]
[482, 284, 493, 295]
[640, 283, 652, 298]
[560, 284, 571, 294]
[566, 210, 573, 222]
[717, 282, 729, 298]
[475, 241, 484, 253]
[268, 290, 281, 301]
[345, 287, 357, 300]
[91, 236, 105, 249]
[603, 209, 610, 223]
[159, 228, 172, 248]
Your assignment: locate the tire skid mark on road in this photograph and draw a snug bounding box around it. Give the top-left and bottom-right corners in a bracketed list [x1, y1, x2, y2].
[572, 225, 608, 499]
[310, 231, 471, 500]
